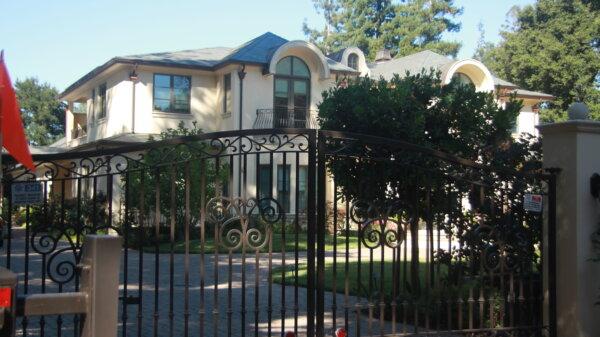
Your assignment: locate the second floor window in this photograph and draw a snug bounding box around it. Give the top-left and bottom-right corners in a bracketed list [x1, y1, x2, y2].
[90, 88, 95, 120]
[97, 83, 107, 119]
[348, 53, 359, 70]
[223, 73, 232, 115]
[153, 74, 191, 113]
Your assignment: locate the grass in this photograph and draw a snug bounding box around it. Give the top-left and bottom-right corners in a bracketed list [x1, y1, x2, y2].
[272, 260, 449, 299]
[136, 233, 360, 254]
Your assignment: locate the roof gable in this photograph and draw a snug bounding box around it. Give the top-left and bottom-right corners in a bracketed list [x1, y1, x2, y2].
[222, 32, 288, 64]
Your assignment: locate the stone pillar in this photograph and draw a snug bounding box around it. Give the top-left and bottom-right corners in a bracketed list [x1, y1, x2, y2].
[538, 103, 600, 337]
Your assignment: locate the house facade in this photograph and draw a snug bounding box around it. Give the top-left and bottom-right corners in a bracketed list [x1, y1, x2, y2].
[53, 32, 553, 214]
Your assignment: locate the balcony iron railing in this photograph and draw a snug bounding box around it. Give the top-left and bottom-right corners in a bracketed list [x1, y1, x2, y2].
[253, 108, 318, 129]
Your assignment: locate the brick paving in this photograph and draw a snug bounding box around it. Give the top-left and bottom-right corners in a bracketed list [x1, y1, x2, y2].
[5, 229, 409, 337]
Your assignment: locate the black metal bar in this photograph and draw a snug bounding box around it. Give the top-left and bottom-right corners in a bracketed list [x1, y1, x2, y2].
[241, 153, 247, 337]
[316, 131, 326, 337]
[138, 170, 145, 337]
[153, 168, 160, 337]
[199, 159, 206, 337]
[213, 157, 220, 337]
[306, 130, 317, 337]
[267, 152, 274, 337]
[280, 152, 287, 336]
[184, 162, 191, 337]
[294, 153, 300, 336]
[169, 165, 176, 337]
[122, 172, 129, 337]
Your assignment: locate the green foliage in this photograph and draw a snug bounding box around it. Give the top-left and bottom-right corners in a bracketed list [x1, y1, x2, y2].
[318, 72, 523, 202]
[304, 0, 462, 59]
[318, 73, 543, 289]
[24, 192, 109, 231]
[14, 77, 66, 145]
[127, 122, 230, 240]
[478, 0, 600, 121]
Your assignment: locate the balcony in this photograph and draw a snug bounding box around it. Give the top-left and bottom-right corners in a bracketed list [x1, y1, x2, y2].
[253, 108, 318, 129]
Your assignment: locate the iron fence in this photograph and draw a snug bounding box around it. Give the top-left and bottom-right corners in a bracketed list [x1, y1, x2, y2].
[1, 128, 556, 337]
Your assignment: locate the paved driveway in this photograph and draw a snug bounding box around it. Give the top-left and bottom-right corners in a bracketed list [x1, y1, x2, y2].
[5, 228, 410, 337]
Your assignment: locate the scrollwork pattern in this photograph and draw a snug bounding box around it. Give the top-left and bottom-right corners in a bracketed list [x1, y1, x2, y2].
[207, 196, 283, 252]
[30, 223, 121, 286]
[355, 200, 406, 250]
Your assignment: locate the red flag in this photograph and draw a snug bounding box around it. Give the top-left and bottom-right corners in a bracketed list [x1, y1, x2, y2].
[0, 51, 35, 171]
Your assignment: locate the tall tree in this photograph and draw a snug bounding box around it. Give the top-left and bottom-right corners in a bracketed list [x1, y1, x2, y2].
[304, 0, 462, 59]
[480, 0, 600, 121]
[14, 77, 66, 145]
[385, 0, 463, 58]
[473, 22, 495, 65]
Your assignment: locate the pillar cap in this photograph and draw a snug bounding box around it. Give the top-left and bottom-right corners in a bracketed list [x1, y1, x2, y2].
[568, 102, 589, 120]
[538, 119, 600, 135]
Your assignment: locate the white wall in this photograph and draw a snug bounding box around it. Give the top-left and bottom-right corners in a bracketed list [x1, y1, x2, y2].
[516, 105, 539, 136]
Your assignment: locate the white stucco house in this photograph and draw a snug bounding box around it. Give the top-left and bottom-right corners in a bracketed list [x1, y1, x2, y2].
[47, 32, 552, 210]
[57, 31, 552, 151]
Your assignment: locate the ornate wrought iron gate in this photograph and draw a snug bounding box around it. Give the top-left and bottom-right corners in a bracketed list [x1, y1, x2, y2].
[1, 129, 556, 337]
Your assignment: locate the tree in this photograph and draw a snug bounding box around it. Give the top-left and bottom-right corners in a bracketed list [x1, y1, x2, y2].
[127, 122, 230, 241]
[472, 22, 495, 65]
[303, 0, 462, 59]
[14, 77, 66, 145]
[318, 73, 541, 291]
[479, 0, 600, 121]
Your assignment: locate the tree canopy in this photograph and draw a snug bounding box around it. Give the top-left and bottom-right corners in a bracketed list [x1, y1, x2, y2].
[477, 0, 600, 121]
[303, 0, 463, 59]
[318, 73, 543, 289]
[318, 72, 530, 202]
[14, 77, 66, 145]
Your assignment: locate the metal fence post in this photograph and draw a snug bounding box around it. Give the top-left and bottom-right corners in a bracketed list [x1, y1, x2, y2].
[306, 130, 317, 336]
[316, 131, 326, 337]
[79, 235, 123, 337]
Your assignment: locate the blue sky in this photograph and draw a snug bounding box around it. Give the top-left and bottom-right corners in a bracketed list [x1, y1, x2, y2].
[0, 0, 534, 91]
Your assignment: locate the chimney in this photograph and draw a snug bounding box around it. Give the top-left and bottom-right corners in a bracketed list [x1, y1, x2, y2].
[375, 49, 392, 62]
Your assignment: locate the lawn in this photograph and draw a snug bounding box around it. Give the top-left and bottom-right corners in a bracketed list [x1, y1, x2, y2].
[136, 233, 360, 254]
[272, 260, 449, 299]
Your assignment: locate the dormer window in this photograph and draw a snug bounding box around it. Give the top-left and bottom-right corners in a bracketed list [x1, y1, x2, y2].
[452, 72, 474, 87]
[348, 53, 359, 71]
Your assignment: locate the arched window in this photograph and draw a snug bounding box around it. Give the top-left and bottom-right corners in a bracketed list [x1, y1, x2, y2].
[452, 72, 474, 87]
[274, 56, 311, 128]
[348, 53, 359, 71]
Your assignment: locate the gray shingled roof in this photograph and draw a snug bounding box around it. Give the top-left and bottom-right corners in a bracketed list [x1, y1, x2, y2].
[368, 50, 453, 80]
[512, 88, 554, 99]
[61, 32, 354, 97]
[492, 75, 519, 88]
[221, 32, 287, 64]
[121, 47, 232, 68]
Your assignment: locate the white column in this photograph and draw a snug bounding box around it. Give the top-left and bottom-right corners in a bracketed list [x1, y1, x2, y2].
[538, 104, 600, 337]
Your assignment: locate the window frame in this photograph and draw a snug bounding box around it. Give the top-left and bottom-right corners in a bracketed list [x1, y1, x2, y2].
[152, 73, 192, 114]
[97, 83, 107, 119]
[297, 165, 308, 213]
[348, 53, 359, 71]
[277, 164, 291, 212]
[90, 88, 96, 121]
[223, 73, 232, 116]
[257, 164, 272, 201]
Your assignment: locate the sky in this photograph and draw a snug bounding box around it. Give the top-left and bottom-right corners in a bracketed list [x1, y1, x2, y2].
[0, 0, 535, 91]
